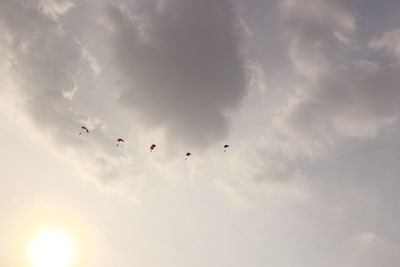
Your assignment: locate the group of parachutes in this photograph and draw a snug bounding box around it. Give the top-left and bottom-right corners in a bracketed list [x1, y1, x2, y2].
[79, 126, 230, 160]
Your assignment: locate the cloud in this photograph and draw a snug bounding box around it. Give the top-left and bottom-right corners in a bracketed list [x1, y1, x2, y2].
[348, 232, 400, 267]
[0, 0, 135, 186]
[1, 0, 399, 195]
[369, 28, 400, 59]
[38, 0, 76, 21]
[2, 1, 400, 266]
[274, 0, 400, 157]
[108, 0, 247, 148]
[280, 0, 355, 78]
[0, 0, 252, 190]
[275, 63, 400, 157]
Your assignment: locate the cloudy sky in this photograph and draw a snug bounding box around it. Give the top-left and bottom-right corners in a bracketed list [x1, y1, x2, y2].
[1, 0, 400, 266]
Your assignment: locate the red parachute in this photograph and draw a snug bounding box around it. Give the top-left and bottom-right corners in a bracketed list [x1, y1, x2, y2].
[223, 144, 230, 152]
[78, 126, 89, 135]
[185, 152, 192, 160]
[116, 138, 125, 147]
[150, 144, 157, 152]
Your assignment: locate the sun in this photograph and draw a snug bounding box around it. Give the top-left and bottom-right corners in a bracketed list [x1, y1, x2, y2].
[27, 228, 76, 267]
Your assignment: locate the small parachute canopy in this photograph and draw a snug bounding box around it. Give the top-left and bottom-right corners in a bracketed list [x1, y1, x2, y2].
[78, 126, 89, 135]
[186, 152, 191, 157]
[116, 138, 125, 147]
[223, 144, 230, 152]
[150, 144, 157, 151]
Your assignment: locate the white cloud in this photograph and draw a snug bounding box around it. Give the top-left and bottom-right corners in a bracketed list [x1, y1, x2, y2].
[275, 63, 400, 157]
[38, 0, 76, 20]
[274, 0, 400, 157]
[369, 28, 400, 59]
[280, 0, 355, 78]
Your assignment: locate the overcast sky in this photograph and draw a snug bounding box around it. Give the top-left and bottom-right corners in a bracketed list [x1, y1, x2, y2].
[1, 0, 400, 266]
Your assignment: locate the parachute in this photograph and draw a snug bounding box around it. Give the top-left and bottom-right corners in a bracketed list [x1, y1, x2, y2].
[185, 152, 191, 160]
[223, 144, 230, 152]
[78, 126, 89, 135]
[150, 144, 157, 152]
[116, 138, 125, 147]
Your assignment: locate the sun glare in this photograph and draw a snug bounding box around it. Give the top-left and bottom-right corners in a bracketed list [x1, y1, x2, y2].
[28, 228, 76, 267]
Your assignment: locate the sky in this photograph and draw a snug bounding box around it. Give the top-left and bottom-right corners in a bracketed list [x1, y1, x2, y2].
[1, 0, 400, 266]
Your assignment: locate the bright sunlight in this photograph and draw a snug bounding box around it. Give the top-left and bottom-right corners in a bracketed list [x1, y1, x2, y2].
[27, 228, 76, 267]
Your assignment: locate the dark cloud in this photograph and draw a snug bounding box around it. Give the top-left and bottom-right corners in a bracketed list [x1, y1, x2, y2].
[108, 0, 247, 149]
